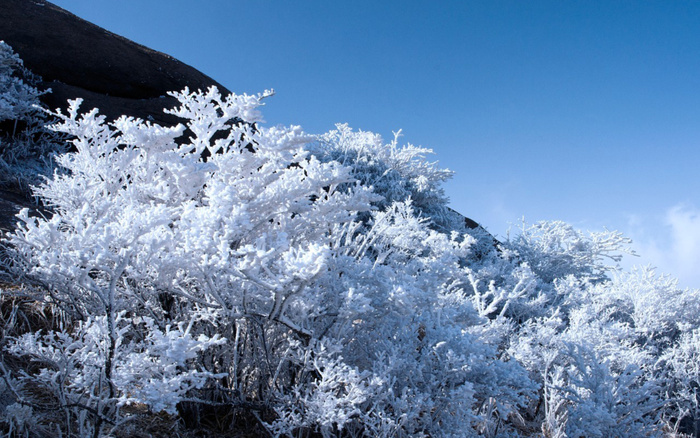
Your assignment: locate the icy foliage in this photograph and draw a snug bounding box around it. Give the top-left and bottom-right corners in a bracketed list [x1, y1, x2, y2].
[3, 87, 531, 437]
[0, 41, 64, 188]
[505, 220, 634, 283]
[0, 42, 41, 122]
[314, 124, 453, 224]
[2, 69, 700, 436]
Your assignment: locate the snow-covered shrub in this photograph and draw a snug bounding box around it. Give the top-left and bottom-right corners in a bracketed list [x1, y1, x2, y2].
[543, 343, 661, 438]
[508, 313, 664, 436]
[503, 242, 700, 436]
[0, 42, 42, 124]
[3, 87, 540, 437]
[300, 200, 536, 437]
[505, 220, 633, 283]
[0, 41, 64, 189]
[314, 124, 453, 224]
[558, 268, 700, 435]
[664, 328, 700, 436]
[2, 86, 369, 435]
[313, 124, 500, 267]
[6, 312, 223, 435]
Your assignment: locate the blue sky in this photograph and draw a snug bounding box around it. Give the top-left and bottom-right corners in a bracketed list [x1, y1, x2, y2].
[51, 1, 700, 287]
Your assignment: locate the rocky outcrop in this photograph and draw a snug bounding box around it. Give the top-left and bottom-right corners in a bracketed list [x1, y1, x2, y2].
[0, 0, 229, 125]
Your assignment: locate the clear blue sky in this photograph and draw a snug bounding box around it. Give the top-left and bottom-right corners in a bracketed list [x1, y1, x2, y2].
[50, 1, 700, 287]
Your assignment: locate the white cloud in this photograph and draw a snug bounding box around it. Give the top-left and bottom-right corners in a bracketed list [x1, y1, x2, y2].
[626, 204, 700, 289]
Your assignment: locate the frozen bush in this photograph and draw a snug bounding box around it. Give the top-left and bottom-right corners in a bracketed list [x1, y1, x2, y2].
[0, 41, 64, 189]
[505, 220, 633, 283]
[4, 87, 537, 437]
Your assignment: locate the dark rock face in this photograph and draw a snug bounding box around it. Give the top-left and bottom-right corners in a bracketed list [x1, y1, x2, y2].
[0, 0, 230, 125]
